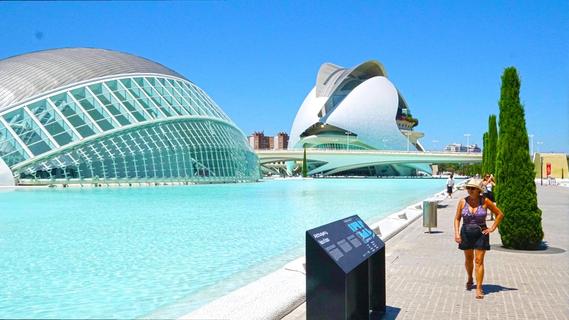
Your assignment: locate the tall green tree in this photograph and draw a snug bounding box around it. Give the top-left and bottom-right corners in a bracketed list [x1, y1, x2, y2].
[488, 114, 498, 174]
[482, 132, 489, 175]
[495, 67, 543, 249]
[302, 146, 308, 177]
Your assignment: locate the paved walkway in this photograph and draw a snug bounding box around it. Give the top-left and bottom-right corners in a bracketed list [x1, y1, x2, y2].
[283, 185, 569, 320]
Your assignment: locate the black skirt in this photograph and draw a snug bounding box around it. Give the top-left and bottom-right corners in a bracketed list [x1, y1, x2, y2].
[459, 224, 490, 250]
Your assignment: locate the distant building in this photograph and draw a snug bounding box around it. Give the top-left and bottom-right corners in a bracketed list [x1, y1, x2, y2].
[444, 143, 465, 152]
[274, 132, 289, 150]
[248, 131, 289, 150]
[444, 143, 481, 153]
[533, 153, 569, 179]
[249, 132, 271, 150]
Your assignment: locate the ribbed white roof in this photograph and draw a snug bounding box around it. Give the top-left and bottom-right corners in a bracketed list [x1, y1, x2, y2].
[0, 48, 187, 112]
[315, 60, 387, 98]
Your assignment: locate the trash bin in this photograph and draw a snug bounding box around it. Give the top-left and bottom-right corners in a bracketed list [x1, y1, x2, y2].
[422, 200, 437, 233]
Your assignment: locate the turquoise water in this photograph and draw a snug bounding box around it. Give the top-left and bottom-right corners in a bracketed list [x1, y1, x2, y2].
[0, 178, 447, 319]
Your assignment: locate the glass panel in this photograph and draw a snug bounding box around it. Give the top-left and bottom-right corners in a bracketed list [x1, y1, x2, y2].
[3, 109, 55, 156]
[136, 77, 174, 117]
[13, 120, 260, 183]
[28, 100, 80, 146]
[120, 79, 162, 119]
[160, 78, 193, 115]
[180, 81, 215, 117]
[110, 83, 148, 122]
[0, 122, 29, 166]
[92, 83, 132, 126]
[71, 88, 115, 131]
[49, 94, 98, 138]
[151, 77, 187, 116]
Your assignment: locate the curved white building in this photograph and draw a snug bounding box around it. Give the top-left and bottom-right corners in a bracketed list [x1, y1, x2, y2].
[289, 60, 428, 176]
[0, 48, 259, 185]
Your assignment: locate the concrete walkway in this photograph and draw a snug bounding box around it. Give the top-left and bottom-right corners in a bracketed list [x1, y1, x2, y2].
[283, 185, 569, 320]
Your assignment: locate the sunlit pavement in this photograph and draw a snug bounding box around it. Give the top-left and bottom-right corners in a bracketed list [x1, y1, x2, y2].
[283, 185, 569, 320]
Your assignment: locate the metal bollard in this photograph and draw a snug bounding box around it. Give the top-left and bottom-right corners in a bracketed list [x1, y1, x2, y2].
[422, 200, 438, 233]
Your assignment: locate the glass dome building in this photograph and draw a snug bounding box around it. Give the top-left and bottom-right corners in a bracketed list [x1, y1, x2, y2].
[0, 48, 259, 186]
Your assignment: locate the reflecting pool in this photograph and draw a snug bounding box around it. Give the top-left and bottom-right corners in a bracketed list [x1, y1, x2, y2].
[0, 178, 448, 318]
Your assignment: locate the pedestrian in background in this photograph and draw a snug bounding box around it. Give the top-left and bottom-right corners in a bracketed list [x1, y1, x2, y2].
[482, 174, 496, 220]
[446, 173, 455, 198]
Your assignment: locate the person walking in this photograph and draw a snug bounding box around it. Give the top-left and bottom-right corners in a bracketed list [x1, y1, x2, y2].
[446, 173, 455, 198]
[454, 179, 504, 299]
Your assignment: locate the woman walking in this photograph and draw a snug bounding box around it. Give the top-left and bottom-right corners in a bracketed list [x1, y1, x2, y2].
[454, 179, 504, 299]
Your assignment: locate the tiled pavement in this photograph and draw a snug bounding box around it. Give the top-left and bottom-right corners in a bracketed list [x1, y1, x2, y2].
[283, 185, 569, 320]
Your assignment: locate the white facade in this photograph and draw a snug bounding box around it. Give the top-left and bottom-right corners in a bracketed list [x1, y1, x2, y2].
[288, 60, 429, 175]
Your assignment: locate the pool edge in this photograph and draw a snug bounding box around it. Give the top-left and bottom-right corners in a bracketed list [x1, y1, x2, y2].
[179, 185, 461, 320]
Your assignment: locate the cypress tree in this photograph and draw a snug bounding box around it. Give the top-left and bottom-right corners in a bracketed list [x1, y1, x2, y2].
[482, 132, 489, 175]
[488, 114, 498, 174]
[495, 67, 543, 249]
[302, 146, 308, 177]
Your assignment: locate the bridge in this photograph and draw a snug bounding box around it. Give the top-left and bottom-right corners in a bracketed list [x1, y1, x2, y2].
[256, 149, 481, 175]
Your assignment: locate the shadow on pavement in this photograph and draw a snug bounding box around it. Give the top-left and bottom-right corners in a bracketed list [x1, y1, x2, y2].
[491, 241, 566, 254]
[379, 306, 401, 320]
[482, 284, 518, 295]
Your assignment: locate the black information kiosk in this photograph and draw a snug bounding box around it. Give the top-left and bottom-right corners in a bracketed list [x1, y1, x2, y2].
[306, 215, 385, 320]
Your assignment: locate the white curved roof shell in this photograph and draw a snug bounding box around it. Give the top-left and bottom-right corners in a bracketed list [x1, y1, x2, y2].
[325, 76, 409, 150]
[0, 48, 185, 112]
[289, 60, 418, 152]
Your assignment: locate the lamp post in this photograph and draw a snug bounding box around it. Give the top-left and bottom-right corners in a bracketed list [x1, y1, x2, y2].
[540, 155, 543, 186]
[404, 131, 411, 151]
[536, 141, 543, 154]
[345, 131, 351, 151]
[464, 133, 471, 153]
[432, 139, 439, 152]
[382, 138, 388, 149]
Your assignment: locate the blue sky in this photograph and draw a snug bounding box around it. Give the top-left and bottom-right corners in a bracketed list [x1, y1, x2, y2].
[1, 1, 568, 152]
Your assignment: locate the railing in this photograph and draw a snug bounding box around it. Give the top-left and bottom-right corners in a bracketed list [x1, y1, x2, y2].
[256, 148, 482, 156]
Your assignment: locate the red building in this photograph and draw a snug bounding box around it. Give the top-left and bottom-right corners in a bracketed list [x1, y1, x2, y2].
[248, 131, 289, 150]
